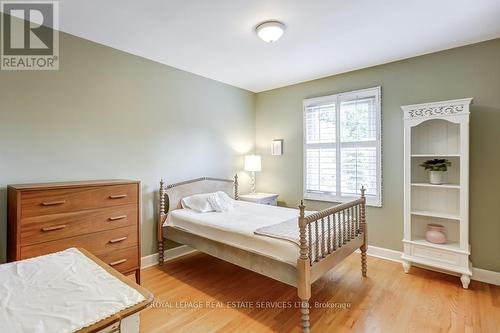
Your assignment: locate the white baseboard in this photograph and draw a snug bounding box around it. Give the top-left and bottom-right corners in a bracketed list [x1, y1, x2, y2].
[141, 244, 500, 286]
[140, 245, 195, 269]
[358, 245, 500, 286]
[471, 267, 500, 286]
[359, 245, 403, 262]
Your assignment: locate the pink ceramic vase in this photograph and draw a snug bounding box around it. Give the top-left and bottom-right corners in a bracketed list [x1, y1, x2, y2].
[425, 224, 447, 244]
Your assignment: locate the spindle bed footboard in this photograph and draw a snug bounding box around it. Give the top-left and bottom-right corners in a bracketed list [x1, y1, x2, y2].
[158, 176, 367, 333]
[296, 188, 367, 332]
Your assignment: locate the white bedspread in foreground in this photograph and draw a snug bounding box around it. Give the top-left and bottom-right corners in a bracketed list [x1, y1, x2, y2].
[0, 248, 145, 333]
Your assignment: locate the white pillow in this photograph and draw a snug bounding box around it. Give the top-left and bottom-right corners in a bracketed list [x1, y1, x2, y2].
[207, 191, 235, 212]
[181, 191, 234, 213]
[180, 193, 214, 213]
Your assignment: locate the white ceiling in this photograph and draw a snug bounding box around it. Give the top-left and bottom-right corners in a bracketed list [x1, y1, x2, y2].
[51, 1, 500, 91]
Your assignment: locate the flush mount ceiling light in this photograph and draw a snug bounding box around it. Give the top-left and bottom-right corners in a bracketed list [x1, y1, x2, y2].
[255, 21, 285, 43]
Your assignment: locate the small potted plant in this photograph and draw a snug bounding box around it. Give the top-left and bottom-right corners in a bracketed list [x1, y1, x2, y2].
[419, 159, 452, 185]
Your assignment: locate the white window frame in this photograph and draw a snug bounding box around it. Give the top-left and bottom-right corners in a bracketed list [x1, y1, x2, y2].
[303, 86, 382, 207]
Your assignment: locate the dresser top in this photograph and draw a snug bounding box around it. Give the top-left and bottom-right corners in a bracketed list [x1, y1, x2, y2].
[8, 179, 140, 190]
[239, 192, 278, 200]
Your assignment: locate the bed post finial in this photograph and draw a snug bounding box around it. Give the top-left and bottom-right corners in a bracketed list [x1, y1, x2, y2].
[234, 173, 239, 200]
[360, 186, 367, 277]
[158, 179, 166, 265]
[160, 179, 165, 215]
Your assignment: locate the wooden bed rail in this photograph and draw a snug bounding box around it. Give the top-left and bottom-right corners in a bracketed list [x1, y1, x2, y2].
[299, 187, 366, 266]
[297, 187, 367, 333]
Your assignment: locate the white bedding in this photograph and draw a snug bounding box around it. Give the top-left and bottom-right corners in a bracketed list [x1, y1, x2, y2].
[0, 248, 146, 333]
[165, 201, 304, 265]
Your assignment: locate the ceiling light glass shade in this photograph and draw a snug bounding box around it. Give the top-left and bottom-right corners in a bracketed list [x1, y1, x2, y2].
[244, 155, 262, 172]
[256, 21, 285, 43]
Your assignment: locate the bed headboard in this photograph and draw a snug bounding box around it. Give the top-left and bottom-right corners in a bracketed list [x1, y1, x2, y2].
[158, 175, 238, 242]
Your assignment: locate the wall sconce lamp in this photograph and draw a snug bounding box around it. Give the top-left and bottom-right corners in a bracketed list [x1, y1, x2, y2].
[271, 139, 283, 156]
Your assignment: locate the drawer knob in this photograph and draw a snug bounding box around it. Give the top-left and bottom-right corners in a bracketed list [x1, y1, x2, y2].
[109, 194, 127, 199]
[42, 224, 67, 232]
[41, 200, 66, 206]
[109, 259, 127, 266]
[109, 215, 127, 221]
[109, 236, 128, 244]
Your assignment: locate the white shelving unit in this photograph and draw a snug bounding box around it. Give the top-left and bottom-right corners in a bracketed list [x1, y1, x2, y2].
[401, 98, 473, 289]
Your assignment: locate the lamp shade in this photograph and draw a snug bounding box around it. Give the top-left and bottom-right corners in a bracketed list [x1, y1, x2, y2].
[244, 155, 261, 172]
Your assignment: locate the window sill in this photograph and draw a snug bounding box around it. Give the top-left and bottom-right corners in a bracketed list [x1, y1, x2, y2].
[304, 193, 382, 208]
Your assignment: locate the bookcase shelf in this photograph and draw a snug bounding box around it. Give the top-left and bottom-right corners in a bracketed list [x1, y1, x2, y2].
[410, 210, 460, 220]
[411, 183, 460, 189]
[411, 154, 461, 158]
[402, 98, 472, 288]
[407, 237, 462, 253]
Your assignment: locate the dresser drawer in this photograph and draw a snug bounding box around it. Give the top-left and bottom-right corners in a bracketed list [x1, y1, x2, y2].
[238, 193, 279, 206]
[21, 204, 138, 246]
[20, 225, 138, 259]
[96, 246, 139, 273]
[21, 184, 138, 217]
[261, 197, 278, 206]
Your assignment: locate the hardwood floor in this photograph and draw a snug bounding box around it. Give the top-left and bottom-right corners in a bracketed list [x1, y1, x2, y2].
[140, 252, 500, 333]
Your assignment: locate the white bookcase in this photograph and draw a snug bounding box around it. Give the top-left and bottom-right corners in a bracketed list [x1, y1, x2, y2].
[401, 98, 473, 288]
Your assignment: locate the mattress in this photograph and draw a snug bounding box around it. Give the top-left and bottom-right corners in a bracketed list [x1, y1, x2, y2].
[0, 248, 145, 333]
[164, 201, 303, 265]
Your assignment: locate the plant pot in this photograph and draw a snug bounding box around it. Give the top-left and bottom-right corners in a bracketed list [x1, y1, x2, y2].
[425, 224, 447, 244]
[428, 170, 445, 185]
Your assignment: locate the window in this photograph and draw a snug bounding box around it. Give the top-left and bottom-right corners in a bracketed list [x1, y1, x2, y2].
[303, 86, 382, 206]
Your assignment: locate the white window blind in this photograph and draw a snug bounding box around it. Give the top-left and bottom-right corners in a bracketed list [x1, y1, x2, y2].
[303, 87, 382, 206]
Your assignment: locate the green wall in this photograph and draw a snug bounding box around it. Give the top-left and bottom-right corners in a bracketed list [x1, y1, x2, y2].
[0, 30, 256, 263]
[1, 18, 498, 273]
[255, 38, 500, 272]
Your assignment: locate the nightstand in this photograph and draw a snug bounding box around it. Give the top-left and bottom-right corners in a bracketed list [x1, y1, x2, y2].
[238, 193, 279, 206]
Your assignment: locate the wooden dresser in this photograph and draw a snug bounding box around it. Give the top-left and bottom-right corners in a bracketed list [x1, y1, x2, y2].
[7, 180, 141, 283]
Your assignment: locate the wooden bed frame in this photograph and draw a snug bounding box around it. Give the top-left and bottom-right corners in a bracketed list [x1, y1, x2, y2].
[158, 175, 367, 333]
